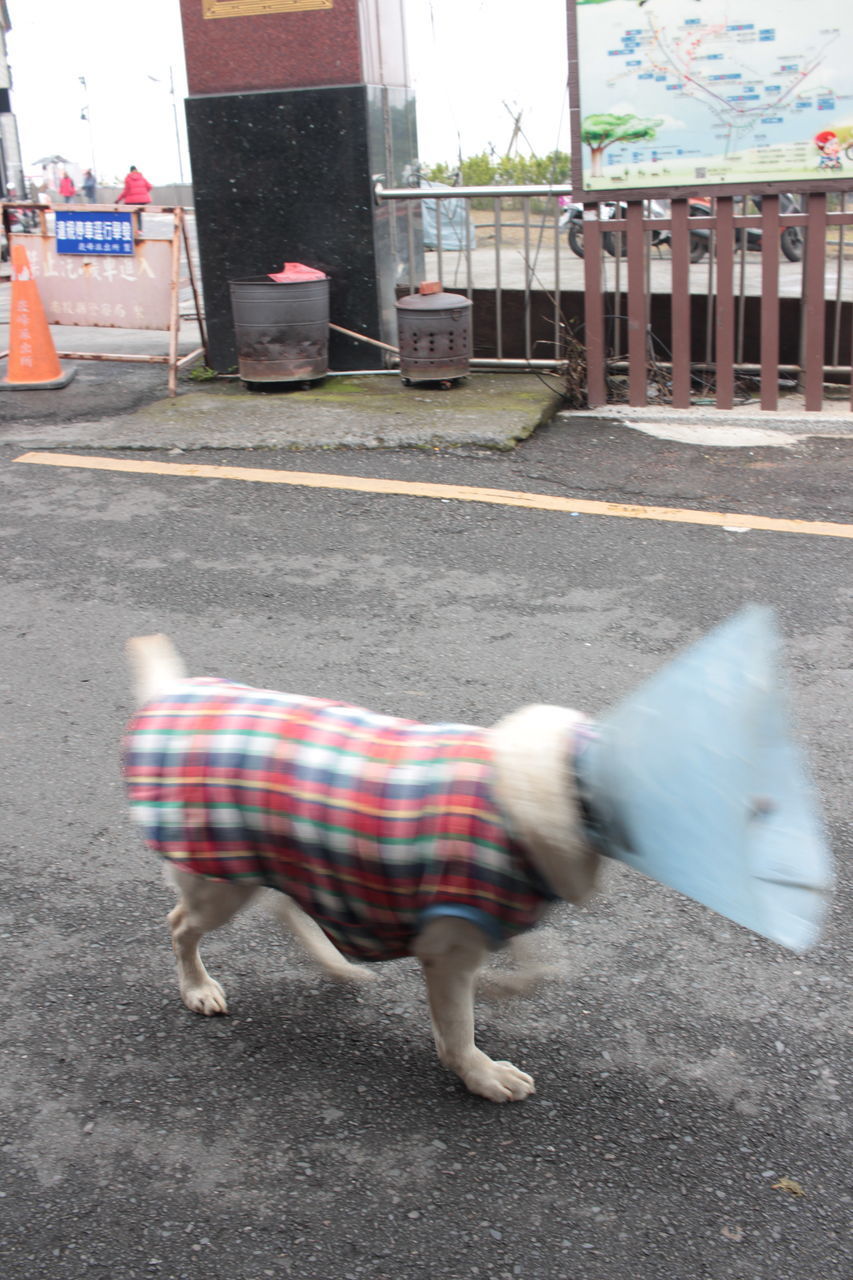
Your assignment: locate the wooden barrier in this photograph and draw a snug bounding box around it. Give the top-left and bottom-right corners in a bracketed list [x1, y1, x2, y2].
[1, 204, 206, 396]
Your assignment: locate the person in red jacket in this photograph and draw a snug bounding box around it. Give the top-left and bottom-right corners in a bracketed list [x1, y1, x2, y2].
[58, 171, 76, 203]
[116, 165, 153, 231]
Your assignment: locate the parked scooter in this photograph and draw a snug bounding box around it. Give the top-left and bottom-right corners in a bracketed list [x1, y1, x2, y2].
[561, 196, 711, 262]
[560, 194, 804, 263]
[738, 194, 804, 263]
[1, 202, 37, 262]
[683, 193, 804, 262]
[4, 202, 39, 231]
[560, 197, 616, 259]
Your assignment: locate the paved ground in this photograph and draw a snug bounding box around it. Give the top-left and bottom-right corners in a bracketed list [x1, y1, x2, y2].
[427, 241, 835, 298]
[1, 401, 852, 1279]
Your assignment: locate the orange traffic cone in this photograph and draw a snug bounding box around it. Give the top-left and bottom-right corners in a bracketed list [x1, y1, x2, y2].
[2, 244, 75, 389]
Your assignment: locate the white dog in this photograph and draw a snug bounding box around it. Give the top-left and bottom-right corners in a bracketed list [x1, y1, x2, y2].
[124, 635, 600, 1103]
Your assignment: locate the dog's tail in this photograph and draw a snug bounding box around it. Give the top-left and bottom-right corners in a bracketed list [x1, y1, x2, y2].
[126, 633, 186, 707]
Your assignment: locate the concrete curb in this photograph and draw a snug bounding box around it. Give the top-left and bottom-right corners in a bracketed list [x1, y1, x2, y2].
[557, 402, 853, 436]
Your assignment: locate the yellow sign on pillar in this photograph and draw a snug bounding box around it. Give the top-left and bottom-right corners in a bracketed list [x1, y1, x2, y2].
[201, 0, 333, 17]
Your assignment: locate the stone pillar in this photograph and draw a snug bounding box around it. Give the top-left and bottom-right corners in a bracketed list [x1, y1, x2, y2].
[179, 0, 418, 371]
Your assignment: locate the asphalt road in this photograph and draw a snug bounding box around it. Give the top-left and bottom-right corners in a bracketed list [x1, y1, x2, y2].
[1, 421, 851, 1280]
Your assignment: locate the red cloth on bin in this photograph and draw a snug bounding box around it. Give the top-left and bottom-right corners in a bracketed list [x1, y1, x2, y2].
[268, 263, 327, 282]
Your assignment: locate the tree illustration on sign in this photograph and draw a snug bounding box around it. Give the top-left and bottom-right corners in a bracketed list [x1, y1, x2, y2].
[581, 113, 662, 176]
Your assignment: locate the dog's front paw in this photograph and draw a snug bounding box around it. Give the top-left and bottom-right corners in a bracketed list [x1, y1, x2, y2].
[464, 1058, 536, 1104]
[181, 977, 228, 1015]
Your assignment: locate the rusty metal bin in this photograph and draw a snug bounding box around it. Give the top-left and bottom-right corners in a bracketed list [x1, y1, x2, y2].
[229, 276, 329, 384]
[395, 286, 472, 384]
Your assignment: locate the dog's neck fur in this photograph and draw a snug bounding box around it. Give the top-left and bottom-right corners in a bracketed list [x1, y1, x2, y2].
[490, 705, 600, 905]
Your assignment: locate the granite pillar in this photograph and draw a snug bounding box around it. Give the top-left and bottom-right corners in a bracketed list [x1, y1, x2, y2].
[179, 0, 418, 372]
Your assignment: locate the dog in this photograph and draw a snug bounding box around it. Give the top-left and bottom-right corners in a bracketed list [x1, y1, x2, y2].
[124, 635, 601, 1103]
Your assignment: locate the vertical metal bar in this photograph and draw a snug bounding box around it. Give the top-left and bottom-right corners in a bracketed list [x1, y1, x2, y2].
[736, 202, 748, 365]
[845, 203, 850, 409]
[640, 200, 648, 373]
[626, 200, 647, 405]
[494, 198, 503, 360]
[670, 198, 692, 408]
[405, 201, 416, 294]
[644, 202, 652, 309]
[553, 195, 561, 362]
[465, 192, 473, 299]
[705, 199, 716, 369]
[583, 204, 607, 407]
[523, 197, 532, 360]
[566, 4, 585, 195]
[644, 204, 653, 374]
[760, 194, 781, 412]
[613, 209, 623, 359]
[181, 207, 208, 357]
[797, 223, 807, 380]
[802, 192, 827, 411]
[435, 193, 443, 283]
[714, 196, 735, 409]
[831, 191, 844, 368]
[167, 210, 182, 397]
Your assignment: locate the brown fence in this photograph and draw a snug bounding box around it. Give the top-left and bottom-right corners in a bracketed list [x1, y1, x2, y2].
[583, 193, 853, 412]
[376, 182, 853, 413]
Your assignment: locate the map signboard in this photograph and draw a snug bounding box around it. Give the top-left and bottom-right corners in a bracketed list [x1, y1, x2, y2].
[570, 0, 853, 193]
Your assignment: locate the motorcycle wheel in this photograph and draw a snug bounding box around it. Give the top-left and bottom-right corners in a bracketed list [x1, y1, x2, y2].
[603, 230, 627, 258]
[689, 232, 708, 263]
[567, 220, 585, 258]
[780, 226, 804, 263]
[568, 219, 626, 259]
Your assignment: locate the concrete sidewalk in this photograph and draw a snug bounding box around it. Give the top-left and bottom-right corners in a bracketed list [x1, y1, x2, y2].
[0, 363, 565, 451]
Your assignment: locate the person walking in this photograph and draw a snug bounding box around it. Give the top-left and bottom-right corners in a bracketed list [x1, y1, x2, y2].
[58, 171, 76, 203]
[116, 165, 153, 232]
[82, 169, 97, 202]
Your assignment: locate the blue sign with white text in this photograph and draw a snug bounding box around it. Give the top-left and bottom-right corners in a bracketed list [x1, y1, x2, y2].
[55, 211, 135, 256]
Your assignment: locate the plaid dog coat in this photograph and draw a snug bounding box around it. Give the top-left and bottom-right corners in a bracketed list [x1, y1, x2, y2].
[124, 679, 557, 961]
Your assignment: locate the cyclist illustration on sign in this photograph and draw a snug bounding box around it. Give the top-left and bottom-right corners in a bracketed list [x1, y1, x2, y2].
[814, 130, 843, 170]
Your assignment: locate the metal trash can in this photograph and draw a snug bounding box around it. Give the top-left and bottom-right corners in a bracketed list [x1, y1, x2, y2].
[229, 275, 329, 384]
[396, 283, 472, 385]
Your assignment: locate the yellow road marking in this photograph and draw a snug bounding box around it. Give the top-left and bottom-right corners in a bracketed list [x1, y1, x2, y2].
[14, 449, 853, 539]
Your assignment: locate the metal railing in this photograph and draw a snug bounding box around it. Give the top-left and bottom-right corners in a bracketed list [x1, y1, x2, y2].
[376, 181, 574, 370]
[374, 181, 853, 411]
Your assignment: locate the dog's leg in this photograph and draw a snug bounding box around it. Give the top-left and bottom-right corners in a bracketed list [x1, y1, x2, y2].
[265, 894, 376, 985]
[478, 933, 555, 1000]
[414, 918, 536, 1103]
[167, 869, 257, 1014]
[126, 633, 186, 706]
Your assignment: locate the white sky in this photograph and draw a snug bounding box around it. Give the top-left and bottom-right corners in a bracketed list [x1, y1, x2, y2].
[5, 0, 571, 186]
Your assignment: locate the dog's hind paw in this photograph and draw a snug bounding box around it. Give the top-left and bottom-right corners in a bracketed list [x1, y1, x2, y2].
[181, 978, 228, 1015]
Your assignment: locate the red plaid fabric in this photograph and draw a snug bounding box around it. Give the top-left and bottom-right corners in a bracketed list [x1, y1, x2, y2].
[124, 679, 553, 961]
